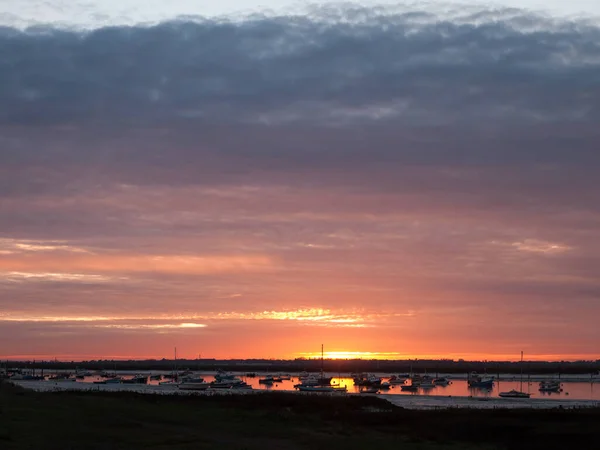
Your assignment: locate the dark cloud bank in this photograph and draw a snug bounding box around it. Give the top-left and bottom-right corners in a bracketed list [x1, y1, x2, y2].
[0, 4, 599, 127]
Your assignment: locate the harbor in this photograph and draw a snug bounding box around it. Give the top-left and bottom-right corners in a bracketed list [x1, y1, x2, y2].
[6, 370, 600, 409]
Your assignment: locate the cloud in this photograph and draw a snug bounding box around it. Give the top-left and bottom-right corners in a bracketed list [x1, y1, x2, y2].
[0, 4, 599, 127]
[1, 4, 600, 359]
[0, 253, 276, 275]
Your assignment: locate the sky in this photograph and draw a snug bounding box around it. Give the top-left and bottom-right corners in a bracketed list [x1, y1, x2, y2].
[1, 1, 599, 362]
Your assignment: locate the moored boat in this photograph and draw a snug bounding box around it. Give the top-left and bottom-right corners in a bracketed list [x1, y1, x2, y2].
[296, 385, 347, 393]
[388, 374, 409, 384]
[499, 389, 531, 398]
[353, 373, 382, 387]
[259, 376, 275, 384]
[499, 351, 530, 398]
[360, 386, 379, 394]
[468, 372, 494, 388]
[539, 380, 562, 392]
[122, 375, 148, 384]
[178, 382, 210, 391]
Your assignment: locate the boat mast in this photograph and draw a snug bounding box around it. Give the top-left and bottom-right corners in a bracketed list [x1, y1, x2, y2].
[520, 351, 524, 392]
[321, 344, 324, 375]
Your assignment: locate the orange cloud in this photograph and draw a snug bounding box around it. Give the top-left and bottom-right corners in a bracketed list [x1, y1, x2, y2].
[0, 253, 275, 275]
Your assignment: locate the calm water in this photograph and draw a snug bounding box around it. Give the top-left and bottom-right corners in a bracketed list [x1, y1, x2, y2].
[75, 372, 600, 400]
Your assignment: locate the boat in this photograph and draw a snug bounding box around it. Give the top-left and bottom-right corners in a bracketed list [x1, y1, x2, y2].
[48, 373, 72, 381]
[499, 389, 531, 398]
[149, 374, 162, 381]
[468, 372, 494, 388]
[353, 373, 382, 387]
[433, 377, 451, 386]
[379, 381, 391, 389]
[93, 377, 122, 384]
[122, 375, 148, 384]
[10, 374, 44, 381]
[294, 375, 319, 387]
[400, 384, 419, 391]
[214, 370, 236, 382]
[296, 385, 347, 393]
[178, 382, 210, 391]
[499, 351, 531, 398]
[360, 386, 379, 394]
[315, 344, 333, 386]
[419, 375, 435, 388]
[259, 376, 275, 384]
[181, 375, 205, 384]
[210, 378, 251, 389]
[388, 374, 409, 385]
[539, 380, 562, 392]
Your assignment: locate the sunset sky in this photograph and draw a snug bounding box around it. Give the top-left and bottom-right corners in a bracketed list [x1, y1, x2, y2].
[1, 1, 599, 362]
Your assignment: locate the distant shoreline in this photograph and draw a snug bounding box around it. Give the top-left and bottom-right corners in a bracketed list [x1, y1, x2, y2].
[3, 358, 600, 375]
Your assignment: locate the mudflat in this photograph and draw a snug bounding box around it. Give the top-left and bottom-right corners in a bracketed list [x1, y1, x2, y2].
[1, 381, 599, 449]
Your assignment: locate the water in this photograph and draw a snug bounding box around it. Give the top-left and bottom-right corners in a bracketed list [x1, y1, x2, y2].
[72, 372, 600, 400]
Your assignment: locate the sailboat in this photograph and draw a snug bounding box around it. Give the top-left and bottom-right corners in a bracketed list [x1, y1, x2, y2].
[294, 344, 342, 391]
[499, 351, 531, 398]
[159, 347, 180, 385]
[317, 344, 333, 386]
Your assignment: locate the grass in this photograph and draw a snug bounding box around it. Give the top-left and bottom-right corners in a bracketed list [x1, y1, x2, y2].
[1, 381, 599, 449]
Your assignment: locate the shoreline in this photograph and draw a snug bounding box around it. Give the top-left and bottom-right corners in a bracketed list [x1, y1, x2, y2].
[9, 380, 600, 410]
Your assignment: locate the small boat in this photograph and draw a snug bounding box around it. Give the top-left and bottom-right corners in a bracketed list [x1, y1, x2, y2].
[379, 381, 391, 389]
[93, 377, 122, 385]
[259, 376, 275, 384]
[539, 380, 562, 392]
[499, 351, 530, 398]
[214, 370, 236, 381]
[400, 384, 419, 391]
[149, 374, 162, 381]
[210, 378, 250, 389]
[499, 389, 531, 398]
[388, 375, 409, 385]
[296, 385, 347, 393]
[181, 376, 205, 384]
[360, 386, 379, 394]
[122, 375, 148, 384]
[433, 377, 450, 386]
[353, 373, 382, 387]
[419, 375, 435, 388]
[48, 374, 72, 381]
[11, 374, 44, 381]
[468, 372, 494, 388]
[178, 382, 210, 391]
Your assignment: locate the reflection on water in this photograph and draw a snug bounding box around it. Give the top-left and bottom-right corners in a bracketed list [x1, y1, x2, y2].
[73, 373, 600, 400]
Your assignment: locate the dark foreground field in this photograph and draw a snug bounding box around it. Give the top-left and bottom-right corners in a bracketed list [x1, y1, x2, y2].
[1, 382, 599, 450]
